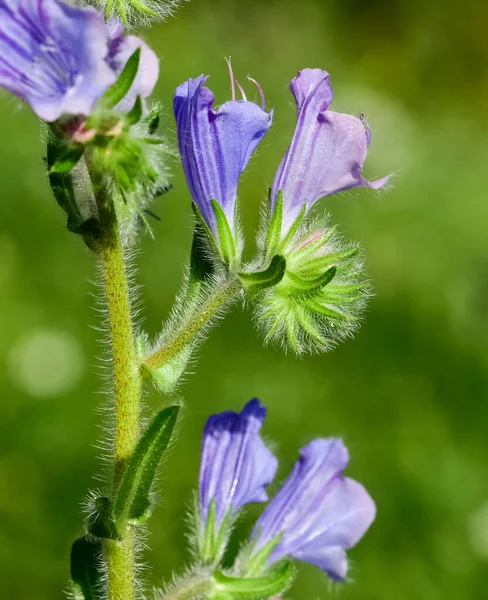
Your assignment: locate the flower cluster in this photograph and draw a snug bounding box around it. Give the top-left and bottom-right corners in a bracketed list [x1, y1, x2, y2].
[195, 400, 375, 593]
[174, 66, 388, 353]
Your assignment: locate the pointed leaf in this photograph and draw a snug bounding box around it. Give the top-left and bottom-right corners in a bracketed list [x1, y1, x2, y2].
[113, 405, 180, 526]
[86, 496, 120, 541]
[213, 561, 296, 599]
[70, 537, 104, 600]
[211, 200, 236, 264]
[238, 255, 286, 292]
[48, 143, 85, 174]
[101, 48, 141, 109]
[280, 202, 307, 250]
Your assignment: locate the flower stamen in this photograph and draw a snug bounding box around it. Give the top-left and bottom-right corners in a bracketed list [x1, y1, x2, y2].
[247, 75, 265, 110]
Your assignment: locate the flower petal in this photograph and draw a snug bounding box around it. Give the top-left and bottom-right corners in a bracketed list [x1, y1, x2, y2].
[174, 76, 272, 234]
[252, 438, 375, 581]
[199, 399, 278, 527]
[271, 68, 388, 233]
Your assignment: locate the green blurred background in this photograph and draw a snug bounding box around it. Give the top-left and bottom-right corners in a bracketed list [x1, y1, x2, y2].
[1, 0, 488, 597]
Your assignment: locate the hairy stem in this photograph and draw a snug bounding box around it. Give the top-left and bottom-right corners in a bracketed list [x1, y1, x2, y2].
[143, 277, 242, 371]
[89, 158, 140, 600]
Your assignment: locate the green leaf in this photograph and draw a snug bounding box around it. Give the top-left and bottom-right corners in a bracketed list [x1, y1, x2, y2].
[70, 537, 104, 600]
[212, 561, 296, 599]
[211, 200, 236, 264]
[101, 48, 141, 109]
[48, 143, 85, 174]
[238, 255, 287, 292]
[265, 189, 283, 257]
[86, 496, 120, 541]
[113, 405, 180, 526]
[125, 95, 143, 126]
[286, 266, 337, 295]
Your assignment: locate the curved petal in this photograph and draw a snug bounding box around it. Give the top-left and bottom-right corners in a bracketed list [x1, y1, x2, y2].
[252, 438, 375, 581]
[0, 0, 116, 121]
[174, 76, 272, 234]
[199, 399, 278, 527]
[271, 68, 389, 233]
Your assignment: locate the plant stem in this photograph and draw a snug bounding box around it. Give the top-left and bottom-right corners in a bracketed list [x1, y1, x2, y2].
[89, 158, 140, 600]
[143, 277, 242, 372]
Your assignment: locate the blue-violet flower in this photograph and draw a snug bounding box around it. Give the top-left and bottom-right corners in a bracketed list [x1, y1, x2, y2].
[0, 0, 158, 122]
[251, 438, 375, 581]
[174, 73, 272, 239]
[199, 399, 278, 532]
[271, 68, 389, 235]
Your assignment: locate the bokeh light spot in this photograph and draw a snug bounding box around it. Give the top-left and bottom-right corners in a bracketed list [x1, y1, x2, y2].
[8, 328, 85, 398]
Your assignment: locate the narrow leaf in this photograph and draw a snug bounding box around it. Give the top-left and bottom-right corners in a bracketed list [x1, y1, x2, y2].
[86, 496, 120, 541]
[213, 561, 296, 598]
[70, 537, 104, 600]
[238, 255, 287, 292]
[49, 143, 85, 174]
[113, 405, 180, 526]
[211, 199, 236, 264]
[101, 48, 141, 109]
[280, 202, 307, 250]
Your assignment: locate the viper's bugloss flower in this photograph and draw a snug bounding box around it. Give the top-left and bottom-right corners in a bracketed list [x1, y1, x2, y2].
[271, 69, 389, 235]
[199, 399, 278, 549]
[174, 72, 272, 250]
[251, 439, 375, 582]
[0, 0, 158, 122]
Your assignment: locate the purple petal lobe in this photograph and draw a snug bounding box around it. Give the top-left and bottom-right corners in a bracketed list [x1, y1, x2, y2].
[199, 399, 278, 529]
[0, 0, 115, 121]
[0, 0, 159, 122]
[174, 76, 272, 234]
[271, 68, 389, 233]
[252, 438, 375, 581]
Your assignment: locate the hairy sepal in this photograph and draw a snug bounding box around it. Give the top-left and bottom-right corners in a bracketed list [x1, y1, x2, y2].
[253, 213, 370, 355]
[199, 501, 234, 566]
[211, 561, 296, 599]
[101, 0, 183, 26]
[238, 255, 287, 293]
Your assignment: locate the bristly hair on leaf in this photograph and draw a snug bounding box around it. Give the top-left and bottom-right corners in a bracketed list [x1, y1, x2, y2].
[252, 210, 371, 355]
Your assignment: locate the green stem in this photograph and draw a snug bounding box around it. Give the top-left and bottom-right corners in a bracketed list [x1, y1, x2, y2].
[143, 277, 242, 372]
[88, 157, 140, 600]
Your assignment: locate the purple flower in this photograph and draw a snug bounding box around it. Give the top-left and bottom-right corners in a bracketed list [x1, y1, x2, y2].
[0, 0, 158, 122]
[199, 399, 278, 530]
[174, 75, 272, 236]
[251, 438, 375, 582]
[271, 68, 389, 234]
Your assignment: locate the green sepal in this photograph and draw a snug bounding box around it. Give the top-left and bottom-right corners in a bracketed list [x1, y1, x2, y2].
[48, 143, 85, 174]
[70, 537, 104, 600]
[302, 247, 359, 274]
[265, 189, 283, 258]
[200, 498, 217, 562]
[125, 95, 143, 127]
[211, 199, 236, 264]
[212, 561, 296, 599]
[113, 405, 180, 527]
[280, 202, 307, 250]
[101, 48, 141, 109]
[238, 255, 287, 292]
[286, 266, 337, 295]
[243, 533, 283, 576]
[192, 203, 221, 259]
[86, 496, 120, 541]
